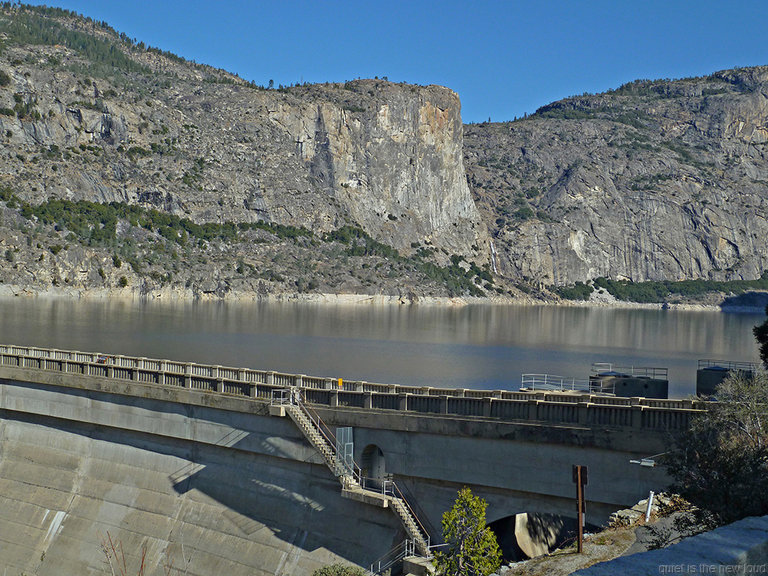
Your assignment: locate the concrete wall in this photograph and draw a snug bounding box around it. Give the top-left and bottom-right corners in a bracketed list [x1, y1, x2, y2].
[0, 360, 677, 574]
[573, 515, 768, 575]
[0, 376, 401, 575]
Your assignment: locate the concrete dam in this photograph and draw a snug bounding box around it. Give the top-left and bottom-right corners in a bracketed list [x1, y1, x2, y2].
[0, 344, 702, 575]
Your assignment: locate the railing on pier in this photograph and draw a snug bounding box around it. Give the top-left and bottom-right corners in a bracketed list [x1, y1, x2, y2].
[0, 343, 705, 431]
[697, 359, 758, 372]
[521, 373, 614, 394]
[591, 363, 669, 380]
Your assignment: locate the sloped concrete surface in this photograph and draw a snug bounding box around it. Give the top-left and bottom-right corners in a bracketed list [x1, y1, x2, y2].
[0, 413, 400, 575]
[573, 516, 768, 575]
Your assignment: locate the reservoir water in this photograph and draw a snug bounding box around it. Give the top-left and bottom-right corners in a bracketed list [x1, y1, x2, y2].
[0, 298, 763, 398]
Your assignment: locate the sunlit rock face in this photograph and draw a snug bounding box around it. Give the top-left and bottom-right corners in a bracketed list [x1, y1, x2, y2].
[465, 66, 768, 285]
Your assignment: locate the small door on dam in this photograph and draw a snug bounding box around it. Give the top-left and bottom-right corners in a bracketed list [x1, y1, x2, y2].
[335, 427, 354, 477]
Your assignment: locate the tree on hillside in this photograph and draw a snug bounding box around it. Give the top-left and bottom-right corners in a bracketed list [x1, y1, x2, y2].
[433, 487, 502, 576]
[754, 305, 768, 368]
[663, 370, 768, 526]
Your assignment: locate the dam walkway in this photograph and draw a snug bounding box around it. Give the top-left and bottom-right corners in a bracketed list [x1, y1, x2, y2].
[0, 343, 704, 432]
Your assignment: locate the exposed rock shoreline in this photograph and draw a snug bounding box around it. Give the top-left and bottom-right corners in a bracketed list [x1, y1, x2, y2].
[0, 282, 763, 313]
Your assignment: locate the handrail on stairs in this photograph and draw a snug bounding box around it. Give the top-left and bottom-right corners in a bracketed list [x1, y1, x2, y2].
[390, 480, 431, 551]
[274, 387, 364, 485]
[368, 539, 417, 576]
[274, 387, 431, 554]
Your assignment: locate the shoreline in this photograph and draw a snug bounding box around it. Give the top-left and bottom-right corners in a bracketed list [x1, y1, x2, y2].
[0, 283, 765, 313]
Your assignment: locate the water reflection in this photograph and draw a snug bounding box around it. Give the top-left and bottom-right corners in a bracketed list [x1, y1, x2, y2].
[0, 299, 762, 398]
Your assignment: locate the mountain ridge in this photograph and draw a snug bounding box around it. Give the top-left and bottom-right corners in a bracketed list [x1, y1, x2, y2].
[0, 3, 766, 304]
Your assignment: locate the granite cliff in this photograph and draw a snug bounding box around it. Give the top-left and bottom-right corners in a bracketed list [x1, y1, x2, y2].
[1, 4, 767, 302]
[465, 67, 768, 287]
[0, 5, 490, 299]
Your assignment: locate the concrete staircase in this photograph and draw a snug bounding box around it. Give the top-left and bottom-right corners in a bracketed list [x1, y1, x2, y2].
[284, 403, 358, 488]
[274, 391, 431, 557]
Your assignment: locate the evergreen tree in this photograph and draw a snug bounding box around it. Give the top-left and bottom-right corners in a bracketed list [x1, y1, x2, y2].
[433, 487, 502, 576]
[754, 305, 768, 368]
[663, 371, 768, 525]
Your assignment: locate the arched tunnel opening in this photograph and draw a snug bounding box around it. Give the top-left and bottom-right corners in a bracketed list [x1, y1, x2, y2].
[488, 513, 600, 562]
[361, 444, 386, 489]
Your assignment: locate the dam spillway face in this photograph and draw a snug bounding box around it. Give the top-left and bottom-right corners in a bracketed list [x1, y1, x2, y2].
[0, 408, 400, 575]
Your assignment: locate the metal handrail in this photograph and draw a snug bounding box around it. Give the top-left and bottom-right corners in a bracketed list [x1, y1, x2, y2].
[591, 362, 669, 380]
[698, 359, 758, 372]
[292, 392, 364, 485]
[390, 480, 431, 551]
[521, 374, 592, 392]
[368, 539, 415, 576]
[394, 478, 439, 542]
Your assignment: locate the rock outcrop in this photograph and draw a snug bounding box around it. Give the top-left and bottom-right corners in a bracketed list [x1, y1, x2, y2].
[465, 67, 768, 285]
[0, 12, 486, 264]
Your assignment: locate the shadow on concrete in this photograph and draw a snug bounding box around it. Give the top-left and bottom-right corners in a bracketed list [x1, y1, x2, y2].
[0, 384, 402, 568]
[489, 513, 599, 562]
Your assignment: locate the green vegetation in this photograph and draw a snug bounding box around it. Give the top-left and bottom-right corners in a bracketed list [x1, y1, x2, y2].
[0, 186, 313, 247]
[433, 487, 501, 576]
[323, 225, 399, 259]
[554, 281, 593, 301]
[0, 68, 10, 86]
[594, 275, 768, 303]
[556, 275, 768, 303]
[0, 4, 148, 78]
[311, 564, 367, 576]
[322, 226, 493, 297]
[754, 306, 768, 368]
[534, 105, 595, 120]
[0, 185, 492, 296]
[663, 370, 768, 527]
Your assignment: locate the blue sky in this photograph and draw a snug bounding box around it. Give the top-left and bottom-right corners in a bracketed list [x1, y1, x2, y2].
[23, 1, 768, 123]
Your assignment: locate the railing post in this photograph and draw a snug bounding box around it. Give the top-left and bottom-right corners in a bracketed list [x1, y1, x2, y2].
[631, 405, 644, 428]
[158, 361, 166, 386]
[364, 391, 373, 409]
[329, 389, 339, 407]
[184, 363, 192, 388]
[266, 371, 274, 385]
[296, 375, 303, 387]
[441, 395, 449, 415]
[398, 393, 408, 412]
[483, 397, 492, 417]
[133, 358, 144, 381]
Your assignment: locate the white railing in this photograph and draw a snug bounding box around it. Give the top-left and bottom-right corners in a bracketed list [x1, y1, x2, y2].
[591, 363, 669, 380]
[521, 373, 606, 393]
[0, 343, 703, 429]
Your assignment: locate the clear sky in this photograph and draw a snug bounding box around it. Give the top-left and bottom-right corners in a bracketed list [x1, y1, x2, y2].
[22, 0, 768, 123]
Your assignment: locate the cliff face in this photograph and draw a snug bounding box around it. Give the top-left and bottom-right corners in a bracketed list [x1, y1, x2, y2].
[260, 83, 486, 258]
[465, 67, 768, 285]
[0, 6, 491, 298]
[0, 32, 486, 263]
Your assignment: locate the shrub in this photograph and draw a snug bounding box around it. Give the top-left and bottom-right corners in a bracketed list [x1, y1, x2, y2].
[311, 564, 367, 576]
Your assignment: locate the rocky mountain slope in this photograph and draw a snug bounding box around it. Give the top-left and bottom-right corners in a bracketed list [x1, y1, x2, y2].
[0, 4, 492, 299]
[0, 4, 766, 301]
[465, 67, 768, 287]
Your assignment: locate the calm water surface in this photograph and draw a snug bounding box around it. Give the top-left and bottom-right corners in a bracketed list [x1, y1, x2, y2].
[0, 298, 763, 398]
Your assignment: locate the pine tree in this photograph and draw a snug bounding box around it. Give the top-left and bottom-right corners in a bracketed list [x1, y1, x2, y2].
[754, 305, 768, 368]
[433, 487, 502, 576]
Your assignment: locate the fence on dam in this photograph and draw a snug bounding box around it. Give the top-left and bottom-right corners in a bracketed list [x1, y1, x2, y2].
[0, 344, 705, 431]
